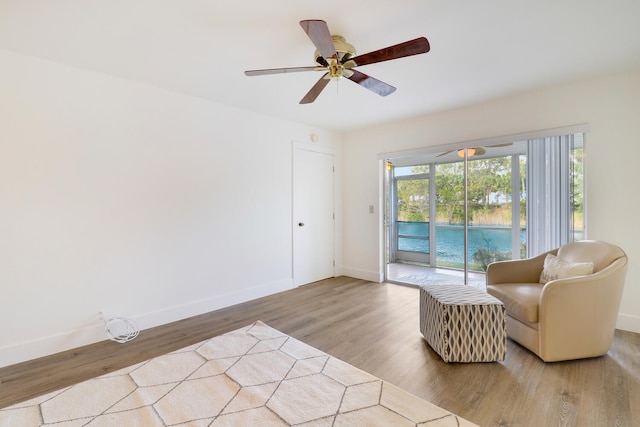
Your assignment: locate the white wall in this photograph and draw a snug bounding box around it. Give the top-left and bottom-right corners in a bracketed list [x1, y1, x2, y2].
[2, 46, 637, 368]
[0, 49, 342, 367]
[342, 69, 640, 333]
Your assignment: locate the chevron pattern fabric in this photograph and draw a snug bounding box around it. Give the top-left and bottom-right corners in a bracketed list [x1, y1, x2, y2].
[420, 285, 506, 363]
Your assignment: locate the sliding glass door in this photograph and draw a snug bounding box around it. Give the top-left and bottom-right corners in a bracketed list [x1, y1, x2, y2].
[462, 153, 525, 271]
[384, 133, 584, 287]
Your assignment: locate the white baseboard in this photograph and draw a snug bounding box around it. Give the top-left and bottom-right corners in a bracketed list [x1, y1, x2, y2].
[0, 278, 293, 368]
[341, 266, 383, 283]
[616, 313, 640, 334]
[133, 278, 293, 331]
[0, 320, 108, 369]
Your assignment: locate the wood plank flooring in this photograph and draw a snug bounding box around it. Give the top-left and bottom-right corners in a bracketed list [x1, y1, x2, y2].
[1, 276, 639, 426]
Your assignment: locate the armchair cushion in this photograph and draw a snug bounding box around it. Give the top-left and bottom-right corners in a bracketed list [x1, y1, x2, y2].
[486, 283, 543, 324]
[539, 253, 594, 284]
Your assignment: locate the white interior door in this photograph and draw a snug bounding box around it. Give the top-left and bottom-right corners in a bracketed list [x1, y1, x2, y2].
[293, 145, 335, 286]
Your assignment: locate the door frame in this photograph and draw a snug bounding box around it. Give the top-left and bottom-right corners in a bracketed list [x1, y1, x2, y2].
[390, 170, 432, 265]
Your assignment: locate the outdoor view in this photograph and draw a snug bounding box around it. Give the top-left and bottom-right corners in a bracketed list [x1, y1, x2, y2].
[393, 143, 584, 272]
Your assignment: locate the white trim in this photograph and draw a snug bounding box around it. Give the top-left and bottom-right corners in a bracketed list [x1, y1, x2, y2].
[377, 124, 591, 161]
[378, 160, 387, 282]
[293, 140, 337, 155]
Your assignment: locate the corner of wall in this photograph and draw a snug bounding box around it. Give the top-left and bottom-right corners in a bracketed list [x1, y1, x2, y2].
[616, 313, 640, 334]
[341, 266, 383, 283]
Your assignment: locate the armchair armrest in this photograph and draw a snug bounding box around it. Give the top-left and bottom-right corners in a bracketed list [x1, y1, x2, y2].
[486, 249, 557, 285]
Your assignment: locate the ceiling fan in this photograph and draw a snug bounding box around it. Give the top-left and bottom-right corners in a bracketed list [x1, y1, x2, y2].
[438, 143, 514, 158]
[244, 19, 430, 104]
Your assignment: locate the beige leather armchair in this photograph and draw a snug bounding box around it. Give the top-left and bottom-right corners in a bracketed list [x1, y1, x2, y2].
[486, 240, 628, 362]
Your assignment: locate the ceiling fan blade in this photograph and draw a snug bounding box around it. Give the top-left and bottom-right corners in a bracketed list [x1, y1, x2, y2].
[347, 69, 396, 96]
[437, 150, 455, 157]
[475, 147, 486, 155]
[300, 73, 331, 104]
[299, 20, 337, 61]
[346, 37, 430, 68]
[244, 66, 321, 76]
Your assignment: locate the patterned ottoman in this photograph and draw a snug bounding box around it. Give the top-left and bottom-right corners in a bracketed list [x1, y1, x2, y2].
[420, 284, 506, 363]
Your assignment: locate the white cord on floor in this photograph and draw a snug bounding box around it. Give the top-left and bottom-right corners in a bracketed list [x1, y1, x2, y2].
[103, 315, 139, 344]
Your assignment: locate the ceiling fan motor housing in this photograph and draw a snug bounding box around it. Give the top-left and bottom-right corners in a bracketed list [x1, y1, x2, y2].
[314, 35, 356, 64]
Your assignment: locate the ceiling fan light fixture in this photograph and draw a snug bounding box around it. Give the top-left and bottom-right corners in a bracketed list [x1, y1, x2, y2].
[457, 148, 476, 158]
[327, 58, 345, 80]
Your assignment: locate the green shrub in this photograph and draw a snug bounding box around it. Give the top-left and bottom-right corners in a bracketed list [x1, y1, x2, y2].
[473, 247, 511, 271]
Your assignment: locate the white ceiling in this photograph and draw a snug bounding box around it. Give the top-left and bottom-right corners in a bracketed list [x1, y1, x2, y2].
[1, 0, 639, 132]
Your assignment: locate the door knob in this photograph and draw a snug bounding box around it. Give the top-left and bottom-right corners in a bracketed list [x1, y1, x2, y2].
[298, 222, 305, 227]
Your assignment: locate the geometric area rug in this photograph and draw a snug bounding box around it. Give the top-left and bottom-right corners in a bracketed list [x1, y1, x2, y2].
[0, 321, 478, 426]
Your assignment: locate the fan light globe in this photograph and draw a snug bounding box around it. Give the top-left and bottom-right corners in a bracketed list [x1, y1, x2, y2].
[457, 148, 476, 158]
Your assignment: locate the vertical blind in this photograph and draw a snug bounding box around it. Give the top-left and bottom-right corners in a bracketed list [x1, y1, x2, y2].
[526, 134, 576, 255]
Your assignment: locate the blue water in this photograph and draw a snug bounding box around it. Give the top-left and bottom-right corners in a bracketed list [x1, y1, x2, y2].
[397, 222, 525, 264]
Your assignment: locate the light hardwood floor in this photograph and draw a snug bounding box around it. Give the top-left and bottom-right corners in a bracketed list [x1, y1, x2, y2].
[1, 276, 639, 426]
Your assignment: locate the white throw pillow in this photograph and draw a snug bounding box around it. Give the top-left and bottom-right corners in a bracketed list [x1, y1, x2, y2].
[539, 253, 594, 284]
